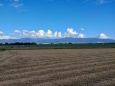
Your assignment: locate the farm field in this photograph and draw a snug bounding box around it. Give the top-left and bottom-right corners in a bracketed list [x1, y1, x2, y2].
[0, 49, 115, 86]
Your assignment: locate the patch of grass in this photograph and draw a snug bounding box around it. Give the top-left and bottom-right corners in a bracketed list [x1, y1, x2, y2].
[1, 43, 115, 50]
[0, 48, 6, 51]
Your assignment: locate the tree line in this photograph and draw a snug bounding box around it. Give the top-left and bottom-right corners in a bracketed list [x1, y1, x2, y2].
[0, 42, 37, 45]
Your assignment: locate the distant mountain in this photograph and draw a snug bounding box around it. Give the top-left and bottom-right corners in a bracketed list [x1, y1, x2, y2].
[0, 38, 115, 44]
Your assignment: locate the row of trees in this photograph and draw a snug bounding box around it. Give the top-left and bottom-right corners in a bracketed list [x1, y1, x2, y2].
[0, 42, 37, 45]
[0, 42, 115, 45]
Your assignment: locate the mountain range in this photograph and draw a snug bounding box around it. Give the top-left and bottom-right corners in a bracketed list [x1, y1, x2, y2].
[0, 38, 115, 44]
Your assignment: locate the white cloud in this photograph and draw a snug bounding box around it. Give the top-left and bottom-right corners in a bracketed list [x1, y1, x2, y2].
[22, 30, 45, 38]
[21, 30, 62, 38]
[22, 30, 37, 38]
[46, 30, 52, 38]
[0, 36, 11, 39]
[22, 30, 36, 38]
[37, 30, 45, 38]
[78, 34, 85, 38]
[54, 32, 58, 38]
[14, 30, 21, 33]
[99, 33, 109, 39]
[80, 28, 85, 30]
[64, 28, 78, 37]
[0, 3, 3, 7]
[58, 32, 62, 38]
[22, 30, 29, 37]
[0, 29, 112, 39]
[0, 31, 11, 39]
[30, 30, 37, 37]
[53, 31, 62, 38]
[0, 31, 4, 35]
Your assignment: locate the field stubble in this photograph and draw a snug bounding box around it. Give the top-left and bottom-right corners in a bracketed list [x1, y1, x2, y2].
[0, 49, 115, 86]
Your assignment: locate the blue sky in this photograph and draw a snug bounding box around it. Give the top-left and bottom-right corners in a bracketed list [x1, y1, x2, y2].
[0, 0, 115, 39]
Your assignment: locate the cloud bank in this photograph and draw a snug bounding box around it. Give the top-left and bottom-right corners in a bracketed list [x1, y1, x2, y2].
[0, 29, 110, 39]
[13, 28, 79, 38]
[21, 29, 62, 38]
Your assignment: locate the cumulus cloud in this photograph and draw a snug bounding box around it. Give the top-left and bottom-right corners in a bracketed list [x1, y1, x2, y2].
[54, 32, 58, 38]
[37, 30, 45, 38]
[46, 30, 52, 38]
[29, 30, 37, 37]
[19, 28, 76, 38]
[18, 29, 62, 38]
[22, 30, 29, 37]
[64, 28, 78, 37]
[0, 29, 112, 39]
[58, 32, 62, 38]
[0, 31, 11, 39]
[22, 30, 31, 37]
[78, 34, 85, 38]
[22, 30, 37, 38]
[0, 36, 11, 39]
[21, 30, 51, 38]
[99, 33, 109, 39]
[0, 31, 4, 35]
[14, 30, 21, 33]
[53, 31, 62, 38]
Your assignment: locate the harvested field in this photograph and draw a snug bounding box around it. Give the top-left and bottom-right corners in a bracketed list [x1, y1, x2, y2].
[0, 49, 115, 86]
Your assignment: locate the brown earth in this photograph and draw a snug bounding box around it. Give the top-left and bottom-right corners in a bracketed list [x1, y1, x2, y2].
[0, 49, 115, 86]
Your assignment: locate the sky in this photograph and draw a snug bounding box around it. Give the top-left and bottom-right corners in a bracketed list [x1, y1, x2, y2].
[0, 0, 115, 39]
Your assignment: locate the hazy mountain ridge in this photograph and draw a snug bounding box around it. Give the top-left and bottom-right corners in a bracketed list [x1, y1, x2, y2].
[0, 38, 115, 44]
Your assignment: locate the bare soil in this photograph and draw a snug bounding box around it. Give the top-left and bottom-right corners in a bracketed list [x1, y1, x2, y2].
[0, 49, 115, 86]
